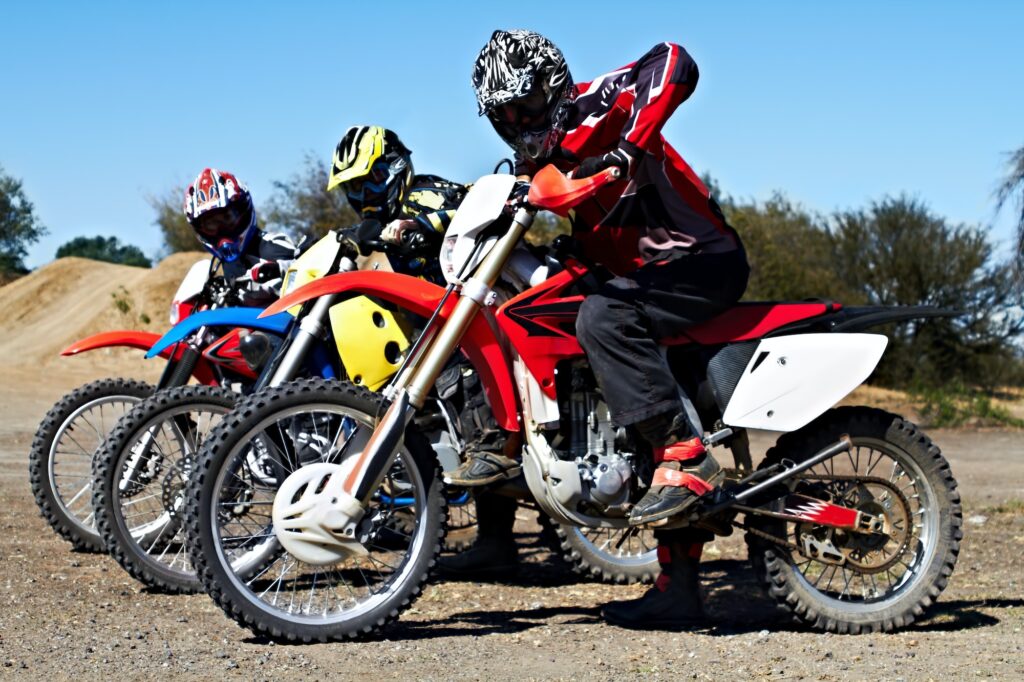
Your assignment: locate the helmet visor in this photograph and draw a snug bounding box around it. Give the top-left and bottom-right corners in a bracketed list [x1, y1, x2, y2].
[345, 161, 392, 205]
[193, 202, 251, 241]
[488, 87, 552, 136]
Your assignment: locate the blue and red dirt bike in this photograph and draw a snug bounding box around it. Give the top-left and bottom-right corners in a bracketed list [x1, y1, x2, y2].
[184, 166, 962, 640]
[28, 258, 298, 552]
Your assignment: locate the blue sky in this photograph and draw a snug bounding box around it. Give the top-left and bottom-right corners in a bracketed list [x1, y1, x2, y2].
[3, 1, 1022, 267]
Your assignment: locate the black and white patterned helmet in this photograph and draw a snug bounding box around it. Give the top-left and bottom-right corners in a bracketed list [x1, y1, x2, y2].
[472, 29, 574, 160]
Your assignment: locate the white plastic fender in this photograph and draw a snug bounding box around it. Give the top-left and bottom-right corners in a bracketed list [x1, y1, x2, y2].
[441, 173, 517, 285]
[169, 258, 211, 323]
[722, 333, 888, 432]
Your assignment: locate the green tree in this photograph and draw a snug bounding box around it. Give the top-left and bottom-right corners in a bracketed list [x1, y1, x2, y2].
[995, 145, 1024, 272]
[148, 186, 195, 255]
[55, 235, 151, 267]
[723, 193, 847, 302]
[525, 211, 571, 246]
[0, 165, 47, 275]
[830, 195, 1023, 387]
[263, 152, 359, 243]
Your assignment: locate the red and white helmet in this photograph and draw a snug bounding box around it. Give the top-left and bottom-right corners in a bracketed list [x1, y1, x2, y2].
[183, 168, 257, 262]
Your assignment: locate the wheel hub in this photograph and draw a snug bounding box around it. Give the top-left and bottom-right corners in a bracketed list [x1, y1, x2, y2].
[271, 462, 368, 565]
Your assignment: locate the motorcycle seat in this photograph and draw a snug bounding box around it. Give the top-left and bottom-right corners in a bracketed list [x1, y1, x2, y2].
[662, 301, 840, 346]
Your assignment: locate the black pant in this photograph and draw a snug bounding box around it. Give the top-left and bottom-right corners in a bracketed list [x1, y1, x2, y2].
[576, 248, 749, 430]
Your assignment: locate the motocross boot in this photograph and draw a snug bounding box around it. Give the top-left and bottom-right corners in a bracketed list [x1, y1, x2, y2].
[437, 494, 519, 577]
[602, 537, 707, 629]
[629, 437, 725, 527]
[442, 367, 518, 487]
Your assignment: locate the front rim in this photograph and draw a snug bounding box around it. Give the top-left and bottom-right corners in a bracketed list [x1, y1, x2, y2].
[207, 403, 430, 626]
[787, 436, 938, 610]
[51, 395, 143, 535]
[114, 405, 227, 578]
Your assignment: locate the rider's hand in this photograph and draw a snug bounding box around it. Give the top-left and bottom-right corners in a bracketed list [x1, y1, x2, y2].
[574, 147, 634, 179]
[381, 219, 417, 246]
[505, 180, 531, 213]
[247, 260, 282, 283]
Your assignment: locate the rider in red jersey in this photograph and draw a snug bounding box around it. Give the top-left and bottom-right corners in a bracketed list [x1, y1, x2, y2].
[467, 29, 750, 627]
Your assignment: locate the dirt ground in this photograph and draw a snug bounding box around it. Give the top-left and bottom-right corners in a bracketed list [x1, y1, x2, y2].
[0, 360, 1021, 682]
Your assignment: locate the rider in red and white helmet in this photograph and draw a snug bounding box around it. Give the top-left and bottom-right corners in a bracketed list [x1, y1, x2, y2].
[183, 168, 299, 305]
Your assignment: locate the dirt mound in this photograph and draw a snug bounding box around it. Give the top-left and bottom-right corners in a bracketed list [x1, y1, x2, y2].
[0, 253, 208, 377]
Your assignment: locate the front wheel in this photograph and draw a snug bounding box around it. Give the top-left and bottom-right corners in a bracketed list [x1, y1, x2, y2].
[744, 406, 962, 633]
[29, 378, 153, 552]
[186, 378, 445, 642]
[92, 385, 238, 593]
[552, 524, 658, 584]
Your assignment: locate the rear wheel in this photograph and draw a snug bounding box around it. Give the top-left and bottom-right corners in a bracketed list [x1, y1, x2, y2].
[553, 524, 658, 584]
[186, 378, 445, 642]
[29, 378, 153, 552]
[92, 385, 237, 593]
[744, 406, 962, 633]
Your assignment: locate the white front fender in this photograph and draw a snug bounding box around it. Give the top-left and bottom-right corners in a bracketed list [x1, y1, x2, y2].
[722, 333, 888, 431]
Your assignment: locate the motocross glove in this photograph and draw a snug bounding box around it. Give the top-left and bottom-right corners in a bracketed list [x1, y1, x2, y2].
[247, 260, 282, 283]
[351, 218, 385, 256]
[574, 146, 635, 180]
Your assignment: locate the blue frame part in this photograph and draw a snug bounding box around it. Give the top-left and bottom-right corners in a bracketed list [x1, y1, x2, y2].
[145, 308, 293, 359]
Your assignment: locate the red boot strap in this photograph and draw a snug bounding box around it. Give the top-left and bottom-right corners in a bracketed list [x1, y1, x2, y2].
[653, 437, 706, 464]
[655, 573, 672, 593]
[651, 468, 715, 495]
[685, 542, 704, 560]
[656, 545, 672, 565]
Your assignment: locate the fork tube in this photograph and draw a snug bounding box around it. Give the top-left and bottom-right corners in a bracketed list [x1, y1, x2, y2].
[405, 210, 532, 408]
[347, 209, 534, 504]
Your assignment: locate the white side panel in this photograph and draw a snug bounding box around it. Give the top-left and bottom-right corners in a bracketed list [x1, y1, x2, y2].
[722, 333, 888, 431]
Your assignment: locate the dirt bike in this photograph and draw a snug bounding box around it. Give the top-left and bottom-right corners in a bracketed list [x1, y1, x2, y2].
[186, 165, 961, 640]
[92, 228, 658, 593]
[28, 259, 292, 552]
[88, 234, 375, 591]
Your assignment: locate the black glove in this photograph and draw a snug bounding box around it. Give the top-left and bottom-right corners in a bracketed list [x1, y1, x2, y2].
[339, 219, 384, 256]
[508, 180, 530, 210]
[574, 147, 633, 179]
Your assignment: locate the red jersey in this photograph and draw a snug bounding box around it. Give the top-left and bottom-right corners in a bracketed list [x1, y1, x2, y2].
[516, 43, 742, 275]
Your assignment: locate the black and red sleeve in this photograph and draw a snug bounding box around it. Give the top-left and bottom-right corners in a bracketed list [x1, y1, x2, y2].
[621, 43, 699, 153]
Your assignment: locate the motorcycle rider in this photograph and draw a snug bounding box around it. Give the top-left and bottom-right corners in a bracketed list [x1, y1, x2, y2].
[469, 30, 750, 625]
[184, 168, 300, 305]
[327, 125, 519, 573]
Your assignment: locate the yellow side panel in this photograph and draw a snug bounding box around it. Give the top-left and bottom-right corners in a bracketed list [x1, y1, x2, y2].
[329, 297, 411, 391]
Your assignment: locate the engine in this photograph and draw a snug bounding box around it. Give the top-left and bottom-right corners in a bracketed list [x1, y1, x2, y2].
[551, 385, 642, 515]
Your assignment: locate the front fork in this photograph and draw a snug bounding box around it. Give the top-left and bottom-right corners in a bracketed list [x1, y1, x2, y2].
[339, 209, 533, 509]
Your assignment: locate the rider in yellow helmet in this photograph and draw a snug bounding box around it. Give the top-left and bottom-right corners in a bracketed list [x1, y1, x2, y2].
[328, 125, 519, 574]
[328, 125, 465, 281]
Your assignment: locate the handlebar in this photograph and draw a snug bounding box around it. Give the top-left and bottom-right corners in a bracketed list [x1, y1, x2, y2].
[527, 165, 621, 217]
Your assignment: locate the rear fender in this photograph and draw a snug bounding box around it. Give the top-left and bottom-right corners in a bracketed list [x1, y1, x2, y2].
[61, 330, 219, 386]
[261, 271, 520, 431]
[144, 308, 293, 359]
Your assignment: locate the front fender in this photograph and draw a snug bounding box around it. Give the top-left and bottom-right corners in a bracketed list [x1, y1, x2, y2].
[261, 272, 520, 431]
[61, 329, 219, 385]
[62, 330, 163, 356]
[144, 307, 293, 359]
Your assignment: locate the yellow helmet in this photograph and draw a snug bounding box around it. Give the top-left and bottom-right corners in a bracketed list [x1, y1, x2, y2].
[327, 125, 414, 222]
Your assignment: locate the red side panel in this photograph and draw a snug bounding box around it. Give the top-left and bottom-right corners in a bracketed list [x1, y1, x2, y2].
[202, 328, 258, 380]
[665, 302, 838, 346]
[261, 271, 520, 431]
[495, 262, 590, 399]
[61, 330, 219, 386]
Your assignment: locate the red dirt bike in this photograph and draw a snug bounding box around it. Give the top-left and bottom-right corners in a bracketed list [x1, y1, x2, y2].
[28, 260, 272, 551]
[186, 166, 962, 640]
